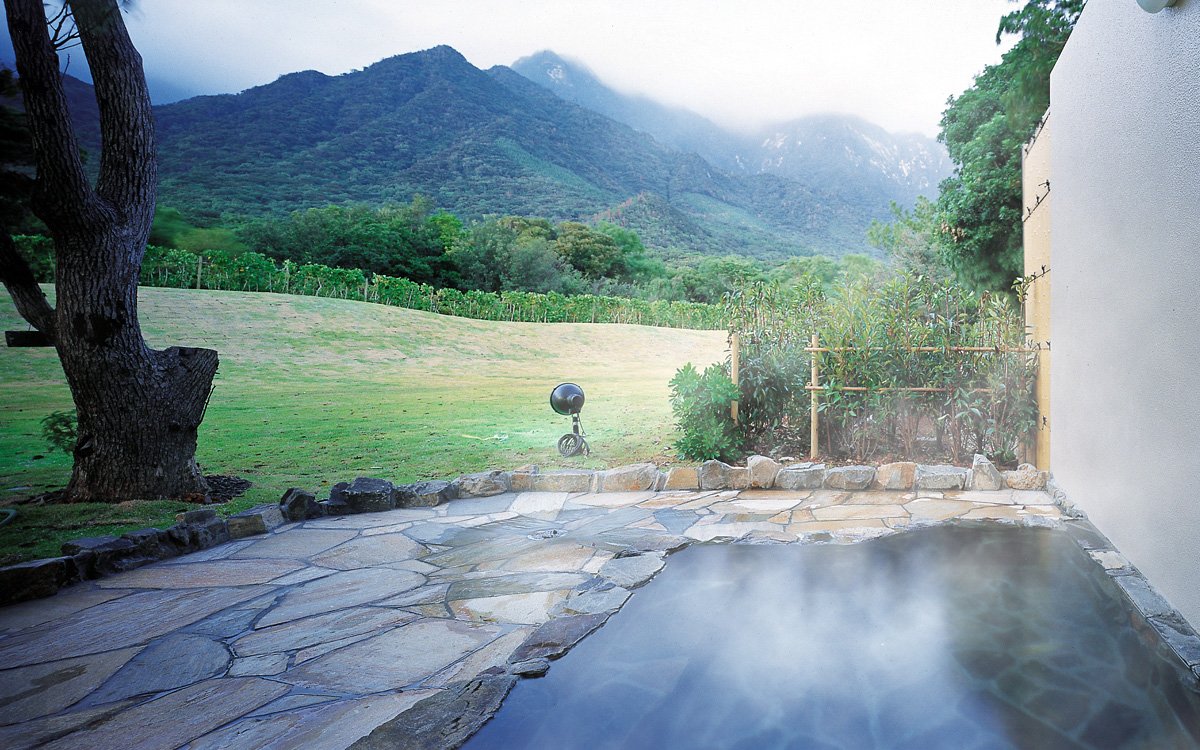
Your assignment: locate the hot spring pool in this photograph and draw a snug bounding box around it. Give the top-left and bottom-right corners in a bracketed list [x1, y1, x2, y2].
[463, 525, 1200, 749]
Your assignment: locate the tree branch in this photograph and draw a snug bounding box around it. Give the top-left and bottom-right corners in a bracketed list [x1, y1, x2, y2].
[3, 0, 97, 228]
[0, 233, 56, 339]
[71, 0, 156, 227]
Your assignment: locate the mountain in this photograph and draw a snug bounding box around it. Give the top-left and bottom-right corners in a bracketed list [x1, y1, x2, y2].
[511, 50, 951, 211]
[20, 46, 898, 259]
[510, 50, 744, 171]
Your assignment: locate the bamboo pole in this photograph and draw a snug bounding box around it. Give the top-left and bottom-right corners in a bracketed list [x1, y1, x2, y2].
[730, 332, 740, 425]
[803, 345, 1041, 353]
[810, 333, 819, 460]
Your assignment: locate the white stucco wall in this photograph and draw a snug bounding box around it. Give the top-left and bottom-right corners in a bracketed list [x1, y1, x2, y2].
[1050, 0, 1200, 624]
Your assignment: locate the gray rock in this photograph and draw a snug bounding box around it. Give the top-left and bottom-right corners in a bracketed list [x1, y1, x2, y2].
[776, 463, 825, 490]
[970, 454, 1004, 491]
[341, 477, 396, 513]
[395, 480, 456, 508]
[176, 508, 218, 524]
[663, 466, 699, 490]
[825, 465, 876, 490]
[726, 467, 751, 489]
[599, 552, 666, 589]
[595, 463, 660, 492]
[0, 556, 75, 606]
[452, 471, 510, 497]
[916, 464, 969, 490]
[508, 467, 537, 492]
[873, 462, 917, 490]
[1114, 575, 1174, 618]
[279, 488, 320, 521]
[317, 498, 351, 516]
[83, 632, 231, 705]
[746, 455, 780, 489]
[529, 471, 593, 493]
[348, 674, 516, 750]
[62, 535, 133, 557]
[508, 658, 550, 677]
[1005, 463, 1047, 490]
[698, 460, 730, 490]
[227, 504, 285, 539]
[509, 612, 609, 663]
[555, 582, 631, 616]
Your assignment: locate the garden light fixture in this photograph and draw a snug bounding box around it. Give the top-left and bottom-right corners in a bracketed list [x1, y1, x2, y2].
[550, 382, 589, 457]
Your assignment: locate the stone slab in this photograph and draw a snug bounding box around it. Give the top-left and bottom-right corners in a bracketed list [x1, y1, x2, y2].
[450, 590, 572, 625]
[189, 691, 436, 750]
[349, 675, 515, 750]
[94, 559, 304, 589]
[83, 633, 229, 705]
[258, 569, 426, 627]
[234, 607, 416, 656]
[0, 586, 273, 669]
[811, 504, 908, 521]
[231, 529, 358, 559]
[39, 677, 289, 750]
[284, 619, 503, 693]
[599, 552, 666, 589]
[0, 647, 140, 724]
[0, 588, 131, 635]
[310, 534, 427, 570]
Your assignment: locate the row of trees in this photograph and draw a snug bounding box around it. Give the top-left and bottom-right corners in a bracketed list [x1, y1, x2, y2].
[143, 200, 885, 305]
[870, 0, 1083, 293]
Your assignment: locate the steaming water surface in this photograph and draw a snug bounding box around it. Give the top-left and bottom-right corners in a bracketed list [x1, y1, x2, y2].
[463, 525, 1200, 749]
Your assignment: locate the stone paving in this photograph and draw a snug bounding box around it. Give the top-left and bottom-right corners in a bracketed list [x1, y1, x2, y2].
[0, 487, 1065, 749]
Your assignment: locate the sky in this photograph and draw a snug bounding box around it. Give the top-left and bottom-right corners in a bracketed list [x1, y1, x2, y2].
[2, 0, 1021, 137]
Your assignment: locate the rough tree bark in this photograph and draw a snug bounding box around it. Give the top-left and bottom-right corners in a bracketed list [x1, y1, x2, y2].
[1, 0, 218, 501]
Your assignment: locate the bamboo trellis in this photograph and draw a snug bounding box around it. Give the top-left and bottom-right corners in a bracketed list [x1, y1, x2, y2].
[729, 333, 1044, 460]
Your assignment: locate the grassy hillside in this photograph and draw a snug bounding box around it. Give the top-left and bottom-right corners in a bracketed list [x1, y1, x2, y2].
[0, 287, 726, 553]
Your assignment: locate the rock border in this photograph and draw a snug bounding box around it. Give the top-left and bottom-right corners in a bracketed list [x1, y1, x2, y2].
[0, 454, 1075, 608]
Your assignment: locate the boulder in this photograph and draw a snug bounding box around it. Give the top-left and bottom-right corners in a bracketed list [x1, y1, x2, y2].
[508, 466, 538, 492]
[452, 471, 510, 497]
[698, 460, 730, 490]
[873, 462, 917, 490]
[0, 556, 76, 605]
[916, 464, 969, 490]
[529, 471, 593, 493]
[341, 477, 395, 513]
[746, 455, 781, 489]
[726, 467, 751, 490]
[395, 480, 457, 508]
[227, 503, 286, 539]
[776, 463, 825, 490]
[663, 466, 700, 491]
[825, 465, 876, 490]
[278, 488, 320, 521]
[596, 463, 660, 492]
[1005, 463, 1047, 490]
[969, 454, 1004, 491]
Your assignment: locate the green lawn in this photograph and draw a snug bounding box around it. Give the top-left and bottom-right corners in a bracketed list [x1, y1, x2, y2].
[0, 287, 726, 563]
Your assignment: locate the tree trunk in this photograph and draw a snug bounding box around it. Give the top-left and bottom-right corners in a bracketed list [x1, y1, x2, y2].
[54, 231, 218, 501]
[3, 0, 219, 501]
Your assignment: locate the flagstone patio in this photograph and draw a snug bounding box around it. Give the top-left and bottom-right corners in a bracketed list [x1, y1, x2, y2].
[0, 487, 1064, 749]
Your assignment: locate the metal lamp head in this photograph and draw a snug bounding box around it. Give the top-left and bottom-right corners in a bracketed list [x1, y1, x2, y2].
[550, 382, 586, 416]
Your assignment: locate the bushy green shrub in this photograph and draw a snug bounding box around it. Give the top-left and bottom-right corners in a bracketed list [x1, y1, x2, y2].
[40, 410, 77, 454]
[669, 363, 742, 462]
[689, 272, 1037, 464]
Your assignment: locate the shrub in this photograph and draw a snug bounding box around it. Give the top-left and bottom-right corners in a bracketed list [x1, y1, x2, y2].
[40, 410, 77, 454]
[669, 362, 742, 462]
